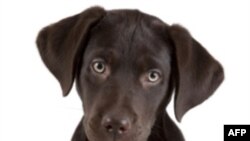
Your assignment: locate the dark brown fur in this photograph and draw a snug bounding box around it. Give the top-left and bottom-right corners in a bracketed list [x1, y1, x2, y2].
[36, 6, 224, 141]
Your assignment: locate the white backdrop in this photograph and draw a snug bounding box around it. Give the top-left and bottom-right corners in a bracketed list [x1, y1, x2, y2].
[0, 0, 250, 141]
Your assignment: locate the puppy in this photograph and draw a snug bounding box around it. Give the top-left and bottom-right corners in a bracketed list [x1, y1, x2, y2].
[36, 6, 224, 141]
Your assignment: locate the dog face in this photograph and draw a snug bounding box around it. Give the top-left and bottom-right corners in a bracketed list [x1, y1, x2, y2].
[36, 7, 224, 141]
[77, 10, 172, 141]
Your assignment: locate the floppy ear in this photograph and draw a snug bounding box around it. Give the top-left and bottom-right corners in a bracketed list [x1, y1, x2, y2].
[169, 24, 224, 122]
[36, 7, 106, 96]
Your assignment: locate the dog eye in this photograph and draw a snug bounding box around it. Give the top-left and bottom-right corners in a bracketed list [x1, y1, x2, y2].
[147, 70, 161, 82]
[92, 59, 106, 73]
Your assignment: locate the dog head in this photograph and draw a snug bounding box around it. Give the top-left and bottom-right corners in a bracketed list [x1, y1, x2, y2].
[36, 7, 224, 141]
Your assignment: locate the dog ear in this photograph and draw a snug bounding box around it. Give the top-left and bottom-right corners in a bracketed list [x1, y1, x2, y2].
[169, 24, 224, 122]
[36, 7, 106, 96]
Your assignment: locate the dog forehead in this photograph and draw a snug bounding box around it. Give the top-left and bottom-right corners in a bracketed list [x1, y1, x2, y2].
[86, 10, 170, 57]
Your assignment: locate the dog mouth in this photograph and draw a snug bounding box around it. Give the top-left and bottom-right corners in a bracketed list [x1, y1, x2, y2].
[86, 134, 147, 141]
[110, 133, 129, 141]
[85, 123, 149, 141]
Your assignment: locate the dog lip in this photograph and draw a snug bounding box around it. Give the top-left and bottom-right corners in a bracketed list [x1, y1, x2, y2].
[86, 121, 147, 141]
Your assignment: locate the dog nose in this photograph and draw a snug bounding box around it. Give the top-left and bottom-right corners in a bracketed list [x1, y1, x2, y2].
[102, 116, 131, 135]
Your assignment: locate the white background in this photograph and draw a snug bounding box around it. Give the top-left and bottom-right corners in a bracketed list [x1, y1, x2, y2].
[0, 0, 250, 141]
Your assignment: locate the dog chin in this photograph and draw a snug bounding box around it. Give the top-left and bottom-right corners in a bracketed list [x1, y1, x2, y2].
[86, 131, 150, 141]
[87, 137, 148, 141]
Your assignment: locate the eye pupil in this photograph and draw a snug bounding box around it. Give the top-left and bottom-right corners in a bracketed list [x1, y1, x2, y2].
[93, 61, 105, 73]
[150, 73, 156, 79]
[148, 71, 160, 82]
[97, 63, 103, 70]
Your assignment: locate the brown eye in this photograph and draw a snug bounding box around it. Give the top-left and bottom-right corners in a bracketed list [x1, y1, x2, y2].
[147, 70, 161, 82]
[92, 60, 105, 73]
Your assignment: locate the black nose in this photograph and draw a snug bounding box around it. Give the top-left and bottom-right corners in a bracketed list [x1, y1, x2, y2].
[102, 116, 131, 135]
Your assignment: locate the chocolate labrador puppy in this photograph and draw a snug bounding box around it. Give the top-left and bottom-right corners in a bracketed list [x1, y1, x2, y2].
[36, 6, 224, 141]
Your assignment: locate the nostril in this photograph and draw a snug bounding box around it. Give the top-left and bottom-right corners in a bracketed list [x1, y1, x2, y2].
[105, 124, 113, 132]
[118, 126, 126, 134]
[103, 117, 113, 132]
[118, 119, 130, 134]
